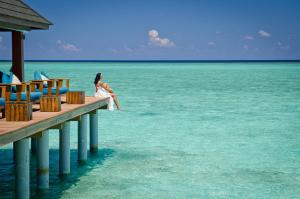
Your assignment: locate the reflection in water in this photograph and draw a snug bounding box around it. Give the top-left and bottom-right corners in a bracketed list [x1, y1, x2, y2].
[0, 148, 115, 199]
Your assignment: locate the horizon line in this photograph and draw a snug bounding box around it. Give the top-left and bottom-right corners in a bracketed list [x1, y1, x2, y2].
[0, 59, 300, 63]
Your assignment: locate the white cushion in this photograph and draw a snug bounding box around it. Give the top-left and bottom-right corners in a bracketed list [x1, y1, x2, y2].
[11, 74, 21, 84]
[40, 74, 49, 84]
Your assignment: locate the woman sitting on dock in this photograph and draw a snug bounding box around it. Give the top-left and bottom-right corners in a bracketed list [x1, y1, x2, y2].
[94, 73, 121, 111]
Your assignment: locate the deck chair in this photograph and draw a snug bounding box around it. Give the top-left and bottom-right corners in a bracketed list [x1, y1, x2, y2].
[33, 71, 69, 96]
[0, 82, 33, 119]
[0, 71, 42, 112]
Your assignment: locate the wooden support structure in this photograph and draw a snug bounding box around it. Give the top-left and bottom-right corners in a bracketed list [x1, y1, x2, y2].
[59, 122, 71, 175]
[11, 31, 24, 81]
[0, 96, 109, 196]
[36, 130, 49, 189]
[69, 116, 81, 121]
[31, 137, 37, 154]
[50, 124, 63, 130]
[78, 114, 88, 164]
[0, 97, 108, 146]
[15, 138, 30, 199]
[90, 111, 98, 153]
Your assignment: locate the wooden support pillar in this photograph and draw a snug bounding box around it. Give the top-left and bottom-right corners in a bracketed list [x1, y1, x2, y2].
[78, 114, 88, 164]
[59, 122, 70, 175]
[36, 130, 49, 189]
[31, 138, 37, 155]
[13, 142, 16, 162]
[15, 138, 30, 199]
[11, 31, 24, 81]
[89, 111, 98, 153]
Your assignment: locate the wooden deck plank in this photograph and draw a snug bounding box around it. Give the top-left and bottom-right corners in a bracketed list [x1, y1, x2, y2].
[0, 96, 109, 146]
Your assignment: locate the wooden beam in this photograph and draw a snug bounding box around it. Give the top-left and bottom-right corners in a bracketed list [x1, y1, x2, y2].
[88, 110, 97, 115]
[11, 31, 24, 81]
[30, 132, 42, 139]
[99, 105, 108, 110]
[69, 116, 81, 121]
[49, 124, 63, 130]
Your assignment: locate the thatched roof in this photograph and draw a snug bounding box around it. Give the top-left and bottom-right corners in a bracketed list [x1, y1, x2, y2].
[0, 0, 52, 31]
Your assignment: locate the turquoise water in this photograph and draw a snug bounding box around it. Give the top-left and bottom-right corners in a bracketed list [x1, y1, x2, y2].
[0, 62, 300, 198]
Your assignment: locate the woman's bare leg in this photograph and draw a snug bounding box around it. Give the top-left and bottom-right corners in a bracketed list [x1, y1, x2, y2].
[110, 93, 121, 110]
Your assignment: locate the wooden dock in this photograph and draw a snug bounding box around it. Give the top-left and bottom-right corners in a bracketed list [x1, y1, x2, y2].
[0, 96, 109, 198]
[0, 96, 108, 146]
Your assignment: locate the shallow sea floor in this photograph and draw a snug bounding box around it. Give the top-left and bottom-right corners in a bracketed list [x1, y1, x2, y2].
[0, 62, 299, 198]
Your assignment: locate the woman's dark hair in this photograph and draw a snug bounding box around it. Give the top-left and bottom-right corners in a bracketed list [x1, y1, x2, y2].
[94, 73, 102, 85]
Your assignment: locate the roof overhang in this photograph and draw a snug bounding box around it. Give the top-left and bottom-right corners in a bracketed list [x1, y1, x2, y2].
[0, 14, 50, 31]
[0, 0, 52, 32]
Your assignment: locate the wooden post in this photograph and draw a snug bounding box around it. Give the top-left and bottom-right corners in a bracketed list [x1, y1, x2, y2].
[78, 114, 88, 164]
[89, 111, 98, 153]
[59, 122, 71, 175]
[15, 138, 30, 199]
[11, 31, 24, 81]
[31, 138, 37, 154]
[36, 130, 49, 189]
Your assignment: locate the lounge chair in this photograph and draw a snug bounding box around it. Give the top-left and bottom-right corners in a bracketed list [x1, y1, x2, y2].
[0, 71, 42, 116]
[33, 71, 69, 96]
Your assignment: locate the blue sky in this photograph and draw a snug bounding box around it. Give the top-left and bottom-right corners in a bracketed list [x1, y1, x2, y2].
[0, 0, 299, 60]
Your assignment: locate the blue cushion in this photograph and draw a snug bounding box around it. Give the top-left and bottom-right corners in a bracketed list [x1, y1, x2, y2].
[10, 92, 42, 101]
[37, 87, 68, 95]
[54, 87, 68, 95]
[2, 72, 11, 83]
[0, 98, 5, 106]
[41, 72, 50, 79]
[34, 71, 50, 87]
[34, 71, 42, 80]
[34, 71, 50, 80]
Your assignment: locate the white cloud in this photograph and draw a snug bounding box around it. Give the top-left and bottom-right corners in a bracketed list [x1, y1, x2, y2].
[62, 44, 80, 52]
[208, 41, 216, 46]
[258, 30, 271, 37]
[277, 41, 289, 50]
[148, 29, 175, 47]
[57, 40, 80, 52]
[244, 35, 254, 40]
[243, 45, 249, 50]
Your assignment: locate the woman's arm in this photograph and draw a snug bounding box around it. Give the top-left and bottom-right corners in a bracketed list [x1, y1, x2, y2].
[102, 83, 114, 93]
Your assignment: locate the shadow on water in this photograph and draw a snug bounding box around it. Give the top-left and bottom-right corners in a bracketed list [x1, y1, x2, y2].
[0, 148, 115, 199]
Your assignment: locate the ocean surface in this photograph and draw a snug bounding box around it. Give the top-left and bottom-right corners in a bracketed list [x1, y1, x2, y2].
[0, 62, 299, 199]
